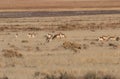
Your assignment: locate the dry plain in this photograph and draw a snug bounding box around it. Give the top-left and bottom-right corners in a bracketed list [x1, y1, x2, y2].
[0, 13, 120, 79]
[0, 0, 120, 79]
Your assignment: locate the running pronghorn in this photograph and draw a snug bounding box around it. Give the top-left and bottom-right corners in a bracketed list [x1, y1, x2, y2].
[97, 35, 120, 42]
[45, 32, 66, 42]
[97, 35, 109, 42]
[27, 32, 36, 38]
[52, 32, 66, 40]
[108, 36, 117, 41]
[109, 36, 120, 41]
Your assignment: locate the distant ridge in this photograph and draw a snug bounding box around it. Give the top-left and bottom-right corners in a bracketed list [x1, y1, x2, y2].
[0, 0, 120, 9]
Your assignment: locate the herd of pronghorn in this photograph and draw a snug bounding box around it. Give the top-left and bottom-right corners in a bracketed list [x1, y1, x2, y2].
[14, 32, 120, 43]
[97, 35, 120, 42]
[14, 32, 66, 42]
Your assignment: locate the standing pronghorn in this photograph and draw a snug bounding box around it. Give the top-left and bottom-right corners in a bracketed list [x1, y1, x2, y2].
[27, 32, 36, 38]
[44, 33, 53, 42]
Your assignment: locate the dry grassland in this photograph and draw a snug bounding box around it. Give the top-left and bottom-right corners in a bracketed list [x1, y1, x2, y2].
[0, 13, 120, 79]
[0, 1, 120, 78]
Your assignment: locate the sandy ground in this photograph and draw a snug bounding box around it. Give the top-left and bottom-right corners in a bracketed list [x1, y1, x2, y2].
[0, 13, 120, 79]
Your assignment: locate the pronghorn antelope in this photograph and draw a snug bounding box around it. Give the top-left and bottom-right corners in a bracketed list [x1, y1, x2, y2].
[109, 36, 120, 41]
[15, 33, 18, 38]
[108, 36, 117, 41]
[44, 33, 53, 42]
[97, 36, 120, 42]
[97, 35, 109, 42]
[45, 32, 66, 42]
[52, 32, 66, 40]
[27, 32, 36, 38]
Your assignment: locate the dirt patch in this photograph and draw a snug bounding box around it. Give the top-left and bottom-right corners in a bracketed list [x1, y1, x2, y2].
[62, 41, 81, 52]
[2, 49, 23, 58]
[21, 40, 29, 43]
